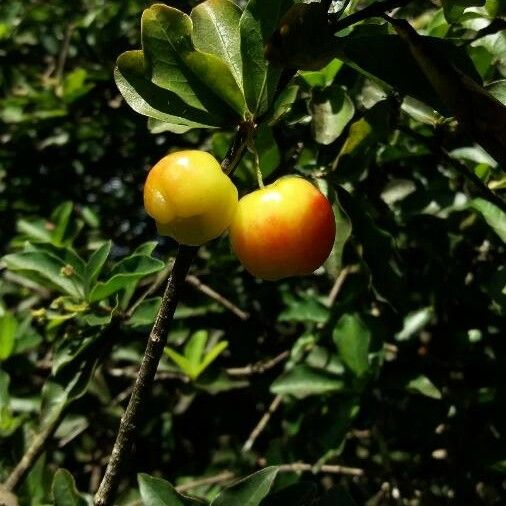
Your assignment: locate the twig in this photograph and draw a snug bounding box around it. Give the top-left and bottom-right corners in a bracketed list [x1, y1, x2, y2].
[55, 23, 74, 83]
[327, 265, 359, 306]
[400, 126, 506, 213]
[108, 367, 189, 383]
[94, 245, 197, 506]
[328, 0, 412, 32]
[226, 351, 289, 376]
[186, 274, 250, 321]
[3, 412, 62, 491]
[242, 395, 283, 453]
[277, 462, 364, 476]
[175, 471, 236, 493]
[94, 127, 252, 506]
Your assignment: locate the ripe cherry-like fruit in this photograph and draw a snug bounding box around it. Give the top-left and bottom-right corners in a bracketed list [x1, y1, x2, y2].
[143, 150, 238, 246]
[229, 176, 336, 280]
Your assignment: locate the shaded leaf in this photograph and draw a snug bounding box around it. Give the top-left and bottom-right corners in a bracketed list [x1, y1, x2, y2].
[211, 467, 278, 506]
[52, 469, 87, 506]
[406, 375, 442, 400]
[310, 85, 354, 145]
[470, 198, 506, 242]
[138, 473, 204, 505]
[271, 365, 345, 398]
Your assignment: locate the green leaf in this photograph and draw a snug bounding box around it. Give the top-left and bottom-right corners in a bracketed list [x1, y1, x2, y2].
[52, 469, 87, 506]
[84, 241, 111, 293]
[51, 202, 74, 246]
[396, 307, 434, 341]
[300, 59, 343, 89]
[115, 50, 222, 132]
[89, 254, 164, 302]
[240, 0, 293, 116]
[198, 341, 228, 377]
[310, 85, 354, 145]
[184, 330, 208, 370]
[164, 347, 193, 378]
[138, 473, 204, 505]
[271, 365, 345, 398]
[279, 292, 329, 324]
[0, 312, 17, 361]
[191, 0, 243, 90]
[142, 5, 247, 117]
[470, 198, 506, 242]
[128, 297, 161, 327]
[406, 375, 442, 400]
[211, 467, 278, 506]
[3, 249, 84, 299]
[266, 84, 299, 125]
[333, 314, 371, 378]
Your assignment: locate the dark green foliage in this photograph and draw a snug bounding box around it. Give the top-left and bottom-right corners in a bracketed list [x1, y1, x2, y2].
[1, 0, 505, 505]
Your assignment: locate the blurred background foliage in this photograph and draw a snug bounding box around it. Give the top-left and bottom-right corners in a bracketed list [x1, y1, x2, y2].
[0, 0, 505, 505]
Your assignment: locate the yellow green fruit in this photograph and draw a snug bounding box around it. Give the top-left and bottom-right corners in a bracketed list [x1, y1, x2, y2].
[143, 150, 238, 246]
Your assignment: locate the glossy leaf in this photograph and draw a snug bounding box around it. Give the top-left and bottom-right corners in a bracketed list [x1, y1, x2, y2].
[142, 4, 247, 117]
[333, 314, 370, 378]
[406, 375, 442, 400]
[84, 241, 111, 294]
[240, 0, 294, 115]
[271, 365, 345, 398]
[470, 198, 506, 242]
[191, 0, 243, 90]
[310, 85, 354, 145]
[138, 473, 204, 505]
[211, 467, 278, 506]
[89, 254, 164, 302]
[0, 312, 17, 361]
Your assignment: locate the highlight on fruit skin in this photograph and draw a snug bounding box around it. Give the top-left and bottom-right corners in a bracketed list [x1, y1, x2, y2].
[143, 150, 238, 246]
[229, 176, 336, 281]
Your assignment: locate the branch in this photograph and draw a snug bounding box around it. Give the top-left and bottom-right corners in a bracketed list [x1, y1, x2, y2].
[94, 127, 251, 506]
[226, 351, 289, 376]
[242, 395, 283, 453]
[328, 0, 412, 32]
[3, 412, 62, 492]
[174, 462, 364, 494]
[186, 274, 250, 321]
[94, 245, 197, 506]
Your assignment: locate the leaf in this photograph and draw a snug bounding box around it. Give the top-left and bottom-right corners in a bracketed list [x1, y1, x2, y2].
[198, 341, 228, 377]
[138, 473, 204, 505]
[84, 241, 111, 293]
[211, 467, 278, 506]
[240, 0, 294, 115]
[89, 254, 164, 302]
[271, 365, 345, 398]
[52, 469, 87, 506]
[470, 198, 506, 242]
[128, 297, 161, 327]
[266, 84, 299, 125]
[300, 58, 343, 89]
[184, 330, 208, 370]
[3, 249, 84, 299]
[279, 293, 329, 324]
[0, 312, 17, 361]
[396, 307, 434, 341]
[191, 0, 243, 90]
[310, 85, 354, 145]
[406, 375, 442, 400]
[164, 347, 193, 378]
[51, 202, 74, 247]
[142, 5, 247, 117]
[333, 314, 370, 378]
[115, 51, 222, 132]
